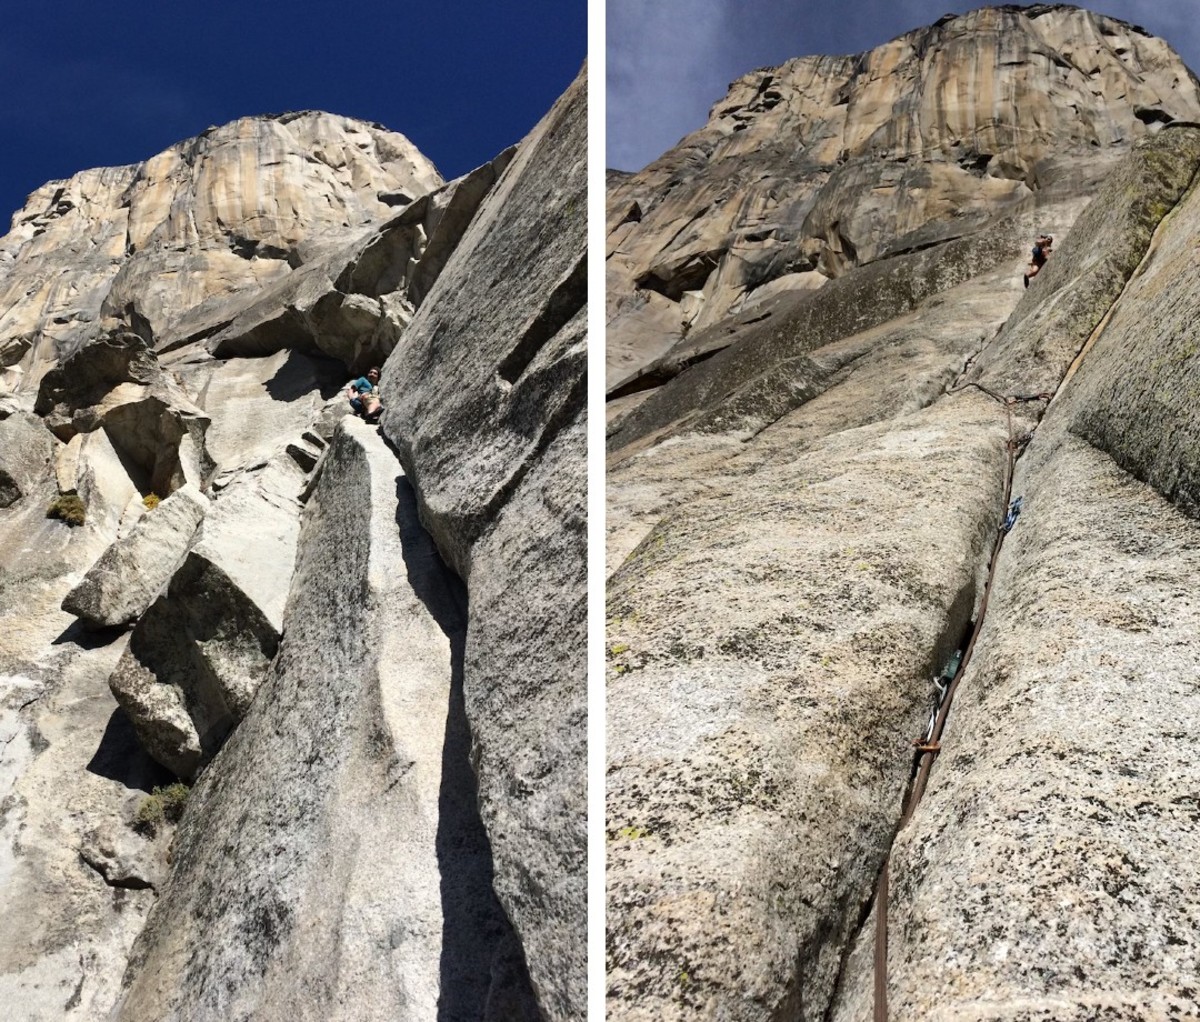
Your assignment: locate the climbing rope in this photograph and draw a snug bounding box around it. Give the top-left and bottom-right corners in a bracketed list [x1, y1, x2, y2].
[871, 156, 1184, 1016]
[872, 384, 1027, 1022]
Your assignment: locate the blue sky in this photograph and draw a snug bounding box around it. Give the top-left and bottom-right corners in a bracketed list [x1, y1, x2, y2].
[608, 0, 1200, 171]
[0, 0, 585, 224]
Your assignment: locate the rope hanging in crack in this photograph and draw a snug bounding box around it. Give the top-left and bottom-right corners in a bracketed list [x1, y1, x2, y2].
[871, 174, 1184, 1017]
[872, 394, 1019, 1022]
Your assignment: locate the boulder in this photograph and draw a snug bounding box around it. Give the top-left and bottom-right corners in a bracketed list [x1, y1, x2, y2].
[0, 412, 53, 508]
[54, 428, 142, 538]
[108, 547, 281, 780]
[108, 454, 304, 777]
[61, 485, 209, 629]
[79, 821, 168, 892]
[35, 331, 214, 496]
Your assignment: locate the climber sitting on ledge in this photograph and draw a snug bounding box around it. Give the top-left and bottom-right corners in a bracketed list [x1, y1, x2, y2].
[346, 366, 383, 423]
[1023, 233, 1053, 288]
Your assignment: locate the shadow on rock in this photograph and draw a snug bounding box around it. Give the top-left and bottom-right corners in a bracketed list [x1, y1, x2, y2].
[51, 619, 126, 650]
[263, 351, 346, 403]
[393, 474, 541, 1022]
[86, 707, 177, 793]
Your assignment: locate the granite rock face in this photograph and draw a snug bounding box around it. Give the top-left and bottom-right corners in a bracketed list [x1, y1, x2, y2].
[113, 421, 539, 1022]
[0, 411, 53, 508]
[380, 67, 587, 1022]
[1, 68, 585, 1022]
[608, 10, 1200, 1021]
[198, 147, 515, 370]
[35, 331, 214, 496]
[0, 112, 442, 389]
[105, 454, 305, 779]
[828, 126, 1200, 1022]
[606, 4, 1200, 393]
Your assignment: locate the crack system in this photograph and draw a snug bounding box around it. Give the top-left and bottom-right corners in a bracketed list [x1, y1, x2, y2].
[862, 170, 1193, 1021]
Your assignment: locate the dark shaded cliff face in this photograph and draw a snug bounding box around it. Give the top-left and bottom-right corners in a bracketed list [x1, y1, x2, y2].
[0, 70, 585, 1022]
[606, 7, 1200, 1022]
[605, 3, 1200, 395]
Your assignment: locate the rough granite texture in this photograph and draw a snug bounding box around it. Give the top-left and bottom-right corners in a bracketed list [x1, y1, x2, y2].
[0, 411, 53, 508]
[1061, 150, 1200, 516]
[0, 76, 576, 1016]
[969, 124, 1200, 396]
[608, 17, 1200, 1022]
[832, 426, 1200, 1022]
[606, 264, 1024, 571]
[379, 64, 586, 1022]
[34, 331, 215, 496]
[606, 4, 1200, 391]
[829, 131, 1200, 1022]
[607, 392, 1009, 1021]
[106, 455, 305, 778]
[606, 201, 1072, 453]
[0, 112, 442, 383]
[113, 419, 538, 1022]
[197, 149, 512, 369]
[61, 485, 209, 629]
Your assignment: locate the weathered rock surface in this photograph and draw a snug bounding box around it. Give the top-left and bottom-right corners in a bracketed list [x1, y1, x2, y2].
[53, 428, 143, 539]
[35, 331, 214, 496]
[61, 484, 209, 629]
[380, 67, 586, 1022]
[606, 199, 1077, 453]
[164, 144, 517, 373]
[607, 4, 1200, 392]
[0, 637, 169, 1022]
[608, 393, 1009, 1021]
[174, 349, 344, 477]
[608, 13, 1200, 1022]
[0, 112, 443, 388]
[113, 419, 539, 1022]
[108, 456, 304, 778]
[832, 422, 1200, 1022]
[0, 411, 54, 508]
[1, 68, 582, 1021]
[829, 123, 1200, 1022]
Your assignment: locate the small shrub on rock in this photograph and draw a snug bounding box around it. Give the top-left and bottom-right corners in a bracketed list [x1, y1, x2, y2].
[133, 782, 190, 836]
[46, 493, 86, 527]
[134, 795, 164, 835]
[142, 493, 162, 510]
[158, 782, 189, 822]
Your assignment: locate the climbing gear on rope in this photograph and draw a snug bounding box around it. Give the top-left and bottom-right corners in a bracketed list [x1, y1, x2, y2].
[1003, 496, 1024, 532]
[874, 381, 1021, 1022]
